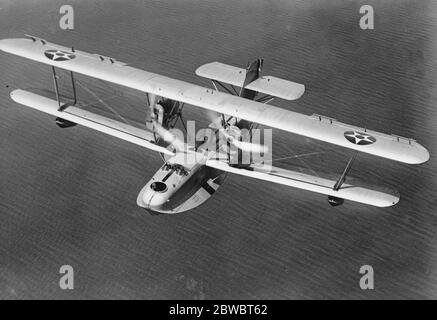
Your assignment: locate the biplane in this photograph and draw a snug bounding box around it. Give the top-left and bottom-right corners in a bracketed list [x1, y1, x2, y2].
[0, 36, 429, 213]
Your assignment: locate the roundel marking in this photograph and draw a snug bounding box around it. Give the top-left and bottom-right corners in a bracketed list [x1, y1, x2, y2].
[344, 131, 376, 145]
[44, 49, 76, 61]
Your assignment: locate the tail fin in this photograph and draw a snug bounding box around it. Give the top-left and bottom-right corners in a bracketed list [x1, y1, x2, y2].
[239, 58, 263, 99]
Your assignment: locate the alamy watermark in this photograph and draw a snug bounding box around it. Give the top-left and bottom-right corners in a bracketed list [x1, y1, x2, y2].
[359, 265, 374, 290]
[59, 5, 74, 30]
[59, 265, 74, 290]
[360, 5, 374, 30]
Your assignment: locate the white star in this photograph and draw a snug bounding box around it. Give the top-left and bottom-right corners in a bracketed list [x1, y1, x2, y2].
[345, 131, 374, 145]
[50, 50, 74, 61]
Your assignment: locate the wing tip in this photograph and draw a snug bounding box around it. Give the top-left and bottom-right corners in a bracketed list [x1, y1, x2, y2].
[415, 143, 430, 164]
[402, 142, 430, 165]
[195, 61, 221, 77]
[290, 83, 306, 100]
[0, 38, 14, 52]
[378, 192, 400, 207]
[0, 37, 36, 53]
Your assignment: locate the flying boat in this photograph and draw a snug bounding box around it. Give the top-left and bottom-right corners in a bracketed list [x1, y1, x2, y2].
[0, 36, 429, 213]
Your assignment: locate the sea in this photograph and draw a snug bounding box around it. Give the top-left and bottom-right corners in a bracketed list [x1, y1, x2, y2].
[0, 0, 436, 299]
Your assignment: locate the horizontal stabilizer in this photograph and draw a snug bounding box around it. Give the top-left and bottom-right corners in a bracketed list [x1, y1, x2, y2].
[206, 159, 400, 208]
[195, 62, 246, 87]
[9, 90, 175, 156]
[196, 62, 304, 100]
[244, 76, 305, 100]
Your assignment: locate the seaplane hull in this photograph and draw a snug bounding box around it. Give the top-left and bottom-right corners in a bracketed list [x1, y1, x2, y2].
[137, 164, 226, 214]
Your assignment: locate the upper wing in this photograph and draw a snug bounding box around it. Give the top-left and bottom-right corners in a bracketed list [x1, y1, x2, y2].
[205, 159, 400, 208]
[0, 37, 429, 164]
[196, 62, 305, 100]
[10, 89, 174, 156]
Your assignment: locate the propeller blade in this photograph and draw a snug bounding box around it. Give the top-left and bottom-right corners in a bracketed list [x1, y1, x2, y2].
[218, 127, 268, 154]
[231, 139, 269, 154]
[152, 120, 185, 152]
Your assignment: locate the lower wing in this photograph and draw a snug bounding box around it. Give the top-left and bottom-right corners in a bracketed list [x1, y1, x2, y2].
[205, 159, 399, 207]
[9, 89, 174, 156]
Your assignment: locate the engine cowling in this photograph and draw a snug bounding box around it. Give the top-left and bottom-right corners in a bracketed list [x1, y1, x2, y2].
[328, 196, 344, 207]
[55, 117, 77, 128]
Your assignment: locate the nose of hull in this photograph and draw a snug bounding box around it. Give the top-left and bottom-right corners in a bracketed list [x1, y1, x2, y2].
[136, 183, 171, 213]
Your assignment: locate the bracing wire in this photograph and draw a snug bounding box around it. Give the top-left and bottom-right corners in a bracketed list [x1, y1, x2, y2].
[75, 79, 131, 125]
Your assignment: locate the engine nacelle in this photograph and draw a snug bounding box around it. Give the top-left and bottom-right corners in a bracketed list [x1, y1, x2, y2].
[55, 117, 77, 128]
[328, 196, 344, 207]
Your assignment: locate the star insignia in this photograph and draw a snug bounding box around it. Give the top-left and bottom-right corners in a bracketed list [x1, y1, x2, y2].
[44, 49, 76, 61]
[344, 131, 376, 145]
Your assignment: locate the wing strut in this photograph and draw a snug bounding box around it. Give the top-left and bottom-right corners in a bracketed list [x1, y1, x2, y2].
[212, 79, 238, 96]
[51, 66, 61, 108]
[70, 71, 77, 105]
[333, 155, 355, 191]
[51, 66, 77, 110]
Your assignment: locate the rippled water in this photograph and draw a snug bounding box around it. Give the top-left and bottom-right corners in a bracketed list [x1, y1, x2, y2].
[0, 0, 436, 299]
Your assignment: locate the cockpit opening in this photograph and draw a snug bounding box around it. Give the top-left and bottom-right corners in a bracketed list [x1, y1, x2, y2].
[150, 181, 168, 193]
[163, 163, 189, 176]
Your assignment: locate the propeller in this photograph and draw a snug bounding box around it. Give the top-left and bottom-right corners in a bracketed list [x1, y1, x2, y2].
[152, 119, 186, 152]
[206, 111, 268, 154]
[218, 126, 268, 154]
